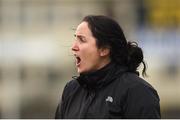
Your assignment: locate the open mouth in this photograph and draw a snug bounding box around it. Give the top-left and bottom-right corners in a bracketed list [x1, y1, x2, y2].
[75, 56, 81, 66]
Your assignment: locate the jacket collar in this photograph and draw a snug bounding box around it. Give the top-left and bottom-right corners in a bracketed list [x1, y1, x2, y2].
[75, 62, 128, 90]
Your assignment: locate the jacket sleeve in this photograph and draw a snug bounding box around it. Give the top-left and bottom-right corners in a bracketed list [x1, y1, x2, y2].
[123, 83, 161, 118]
[55, 101, 63, 119]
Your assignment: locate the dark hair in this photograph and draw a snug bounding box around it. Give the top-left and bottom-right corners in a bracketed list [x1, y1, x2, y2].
[82, 15, 147, 77]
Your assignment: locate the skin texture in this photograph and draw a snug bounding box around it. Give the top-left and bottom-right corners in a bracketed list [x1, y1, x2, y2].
[71, 22, 111, 74]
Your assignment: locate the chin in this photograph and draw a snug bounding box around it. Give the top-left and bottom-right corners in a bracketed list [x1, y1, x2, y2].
[77, 68, 88, 74]
[77, 68, 83, 74]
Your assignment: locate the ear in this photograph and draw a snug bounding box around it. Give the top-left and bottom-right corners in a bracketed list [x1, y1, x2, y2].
[99, 47, 110, 57]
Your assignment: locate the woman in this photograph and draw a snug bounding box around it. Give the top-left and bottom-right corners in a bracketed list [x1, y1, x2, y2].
[55, 15, 161, 118]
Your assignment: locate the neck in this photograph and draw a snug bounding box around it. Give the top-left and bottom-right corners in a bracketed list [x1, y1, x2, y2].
[99, 62, 111, 71]
[77, 61, 115, 89]
[81, 60, 112, 76]
[95, 58, 111, 72]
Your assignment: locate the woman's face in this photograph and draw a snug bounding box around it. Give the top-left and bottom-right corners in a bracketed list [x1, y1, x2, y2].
[71, 22, 110, 74]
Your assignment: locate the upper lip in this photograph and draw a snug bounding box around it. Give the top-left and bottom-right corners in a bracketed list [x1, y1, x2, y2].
[73, 54, 79, 58]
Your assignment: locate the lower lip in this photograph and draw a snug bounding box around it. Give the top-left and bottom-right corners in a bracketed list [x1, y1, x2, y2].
[76, 60, 81, 67]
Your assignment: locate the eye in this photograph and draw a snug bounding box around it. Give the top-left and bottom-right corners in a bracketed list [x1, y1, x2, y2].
[79, 37, 86, 43]
[74, 34, 86, 43]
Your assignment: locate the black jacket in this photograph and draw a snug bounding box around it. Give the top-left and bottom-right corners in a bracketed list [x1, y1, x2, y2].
[55, 63, 161, 119]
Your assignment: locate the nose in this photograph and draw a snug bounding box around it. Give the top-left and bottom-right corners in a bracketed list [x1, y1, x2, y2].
[71, 41, 79, 52]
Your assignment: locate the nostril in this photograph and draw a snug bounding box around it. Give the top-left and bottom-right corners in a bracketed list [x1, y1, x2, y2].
[71, 44, 79, 51]
[71, 46, 76, 51]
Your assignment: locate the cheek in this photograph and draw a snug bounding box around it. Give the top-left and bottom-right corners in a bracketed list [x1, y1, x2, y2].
[83, 51, 101, 68]
[80, 44, 101, 65]
[84, 49, 100, 60]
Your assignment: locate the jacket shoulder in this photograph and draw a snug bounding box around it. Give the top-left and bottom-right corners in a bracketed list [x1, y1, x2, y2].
[120, 72, 155, 90]
[66, 79, 79, 89]
[118, 72, 160, 101]
[119, 73, 160, 118]
[120, 72, 160, 102]
[62, 79, 80, 99]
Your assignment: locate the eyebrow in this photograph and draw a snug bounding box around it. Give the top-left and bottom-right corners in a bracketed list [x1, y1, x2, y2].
[74, 34, 86, 38]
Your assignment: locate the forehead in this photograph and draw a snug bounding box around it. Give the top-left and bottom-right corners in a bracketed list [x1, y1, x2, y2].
[75, 22, 93, 36]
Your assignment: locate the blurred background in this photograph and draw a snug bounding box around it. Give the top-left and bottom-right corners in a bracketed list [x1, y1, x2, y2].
[0, 0, 179, 118]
